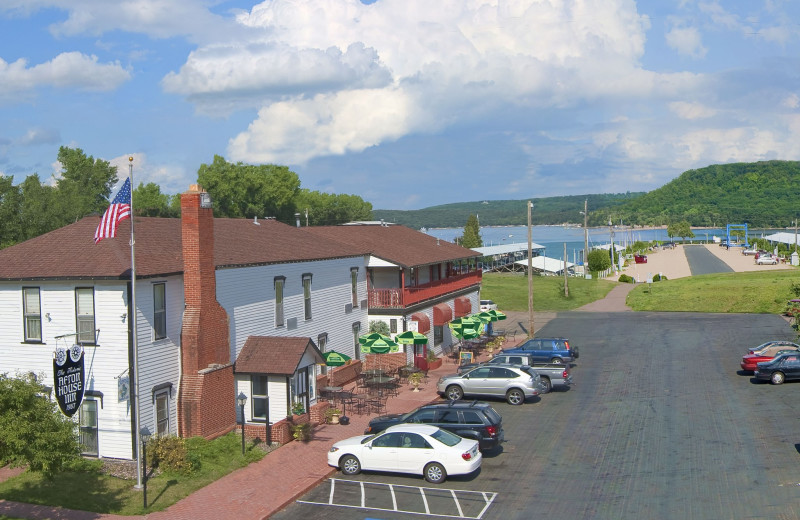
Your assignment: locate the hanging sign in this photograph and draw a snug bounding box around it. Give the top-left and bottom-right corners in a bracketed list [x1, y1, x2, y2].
[53, 344, 85, 417]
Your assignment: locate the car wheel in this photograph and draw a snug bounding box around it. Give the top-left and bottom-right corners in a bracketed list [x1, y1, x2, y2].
[340, 455, 361, 475]
[424, 462, 447, 484]
[445, 385, 464, 401]
[771, 371, 785, 385]
[506, 388, 525, 405]
[541, 377, 552, 393]
[550, 357, 563, 365]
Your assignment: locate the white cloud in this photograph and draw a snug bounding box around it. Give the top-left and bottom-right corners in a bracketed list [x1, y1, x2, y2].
[665, 25, 707, 58]
[15, 128, 61, 146]
[0, 52, 130, 101]
[669, 101, 717, 120]
[108, 153, 188, 194]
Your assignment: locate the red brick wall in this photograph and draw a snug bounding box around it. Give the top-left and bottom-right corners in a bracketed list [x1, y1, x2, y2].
[363, 352, 407, 372]
[315, 360, 363, 390]
[178, 365, 237, 439]
[239, 402, 327, 445]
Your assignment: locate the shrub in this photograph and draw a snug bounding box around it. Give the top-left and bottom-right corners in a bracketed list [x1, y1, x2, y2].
[588, 249, 612, 272]
[618, 274, 634, 283]
[148, 435, 195, 474]
[653, 274, 668, 282]
[291, 422, 312, 442]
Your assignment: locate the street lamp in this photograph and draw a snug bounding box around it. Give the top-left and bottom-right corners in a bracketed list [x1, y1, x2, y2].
[139, 426, 152, 509]
[237, 392, 247, 455]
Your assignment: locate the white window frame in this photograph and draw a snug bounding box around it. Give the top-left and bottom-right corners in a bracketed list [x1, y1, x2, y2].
[251, 375, 268, 422]
[153, 282, 167, 340]
[155, 390, 170, 436]
[22, 287, 42, 342]
[302, 273, 312, 320]
[75, 287, 96, 345]
[350, 268, 359, 307]
[79, 399, 99, 456]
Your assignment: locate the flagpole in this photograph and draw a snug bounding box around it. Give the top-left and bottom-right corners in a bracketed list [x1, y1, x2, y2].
[128, 156, 143, 490]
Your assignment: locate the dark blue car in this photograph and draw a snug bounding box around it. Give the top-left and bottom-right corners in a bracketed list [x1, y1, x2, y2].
[502, 337, 578, 364]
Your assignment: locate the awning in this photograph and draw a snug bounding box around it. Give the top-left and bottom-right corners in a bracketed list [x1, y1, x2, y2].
[454, 296, 471, 317]
[433, 303, 453, 326]
[410, 312, 430, 334]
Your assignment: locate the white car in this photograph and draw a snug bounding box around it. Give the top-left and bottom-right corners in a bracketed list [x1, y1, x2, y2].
[479, 299, 497, 312]
[756, 254, 778, 265]
[327, 423, 482, 484]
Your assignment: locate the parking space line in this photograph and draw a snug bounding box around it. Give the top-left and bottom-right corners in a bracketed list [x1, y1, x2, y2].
[296, 478, 498, 519]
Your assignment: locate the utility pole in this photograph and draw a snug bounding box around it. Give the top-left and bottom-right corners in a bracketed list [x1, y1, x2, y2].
[563, 242, 569, 297]
[609, 220, 616, 274]
[795, 218, 798, 254]
[527, 201, 534, 338]
[583, 199, 588, 278]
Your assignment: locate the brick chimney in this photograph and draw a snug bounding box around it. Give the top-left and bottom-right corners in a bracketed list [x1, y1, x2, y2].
[177, 184, 236, 439]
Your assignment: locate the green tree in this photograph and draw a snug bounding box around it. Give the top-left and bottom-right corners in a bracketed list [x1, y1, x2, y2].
[19, 175, 60, 241]
[197, 155, 301, 223]
[459, 214, 483, 248]
[0, 372, 81, 477]
[133, 182, 175, 217]
[667, 221, 694, 243]
[55, 146, 118, 224]
[587, 249, 612, 272]
[295, 190, 373, 225]
[0, 175, 22, 248]
[368, 320, 390, 335]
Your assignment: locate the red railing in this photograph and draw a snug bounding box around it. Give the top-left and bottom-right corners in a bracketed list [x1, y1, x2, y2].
[368, 271, 482, 309]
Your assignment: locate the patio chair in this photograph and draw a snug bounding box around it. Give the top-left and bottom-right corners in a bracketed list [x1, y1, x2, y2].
[368, 392, 388, 415]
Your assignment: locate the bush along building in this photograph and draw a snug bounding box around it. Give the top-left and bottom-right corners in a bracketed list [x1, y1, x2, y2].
[0, 185, 481, 457]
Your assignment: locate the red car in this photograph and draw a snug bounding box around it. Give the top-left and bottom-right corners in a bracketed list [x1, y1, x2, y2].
[634, 254, 647, 264]
[741, 344, 800, 372]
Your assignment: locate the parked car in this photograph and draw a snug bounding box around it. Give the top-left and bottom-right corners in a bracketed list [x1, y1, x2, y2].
[741, 344, 800, 372]
[364, 400, 504, 451]
[479, 299, 498, 312]
[747, 340, 800, 355]
[502, 337, 578, 364]
[753, 352, 800, 385]
[756, 254, 778, 265]
[742, 248, 759, 256]
[634, 254, 647, 264]
[457, 354, 573, 392]
[327, 424, 482, 484]
[437, 365, 541, 405]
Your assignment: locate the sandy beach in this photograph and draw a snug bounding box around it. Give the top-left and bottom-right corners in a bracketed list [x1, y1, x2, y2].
[608, 243, 796, 281]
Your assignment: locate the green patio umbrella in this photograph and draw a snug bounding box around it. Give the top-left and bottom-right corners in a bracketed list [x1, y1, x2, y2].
[449, 317, 481, 340]
[361, 336, 400, 370]
[486, 309, 507, 321]
[358, 332, 391, 345]
[321, 350, 351, 367]
[472, 312, 496, 324]
[394, 330, 429, 345]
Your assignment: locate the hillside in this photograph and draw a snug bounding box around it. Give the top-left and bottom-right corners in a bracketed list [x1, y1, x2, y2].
[372, 193, 643, 229]
[374, 161, 800, 229]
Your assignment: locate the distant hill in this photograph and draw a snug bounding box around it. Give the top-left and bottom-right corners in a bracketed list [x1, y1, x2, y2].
[374, 161, 800, 229]
[372, 193, 643, 229]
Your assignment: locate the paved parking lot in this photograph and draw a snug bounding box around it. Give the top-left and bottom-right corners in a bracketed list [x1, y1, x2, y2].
[273, 311, 800, 520]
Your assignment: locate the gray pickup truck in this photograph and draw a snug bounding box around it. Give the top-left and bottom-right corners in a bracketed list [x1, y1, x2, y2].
[457, 353, 573, 393]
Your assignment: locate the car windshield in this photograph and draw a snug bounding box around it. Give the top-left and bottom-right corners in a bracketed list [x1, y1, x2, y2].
[430, 428, 463, 447]
[362, 434, 379, 444]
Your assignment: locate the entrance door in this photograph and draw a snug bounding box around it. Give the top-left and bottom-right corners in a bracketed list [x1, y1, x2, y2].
[79, 399, 98, 456]
[414, 344, 427, 369]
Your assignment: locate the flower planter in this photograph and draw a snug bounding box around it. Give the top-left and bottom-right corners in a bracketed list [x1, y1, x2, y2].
[427, 358, 442, 371]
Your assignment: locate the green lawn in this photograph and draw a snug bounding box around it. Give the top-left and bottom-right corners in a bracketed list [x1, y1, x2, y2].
[481, 272, 618, 311]
[0, 433, 266, 515]
[626, 270, 800, 313]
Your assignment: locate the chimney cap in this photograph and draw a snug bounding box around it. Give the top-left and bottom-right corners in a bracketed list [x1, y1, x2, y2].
[187, 184, 206, 193]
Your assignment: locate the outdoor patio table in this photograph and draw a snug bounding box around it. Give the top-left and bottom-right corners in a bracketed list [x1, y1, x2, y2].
[362, 369, 385, 378]
[320, 386, 343, 403]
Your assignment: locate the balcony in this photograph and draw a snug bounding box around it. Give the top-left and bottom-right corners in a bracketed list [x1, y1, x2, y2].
[367, 270, 482, 309]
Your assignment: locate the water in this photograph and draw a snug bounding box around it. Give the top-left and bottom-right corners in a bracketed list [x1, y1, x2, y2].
[425, 225, 731, 264]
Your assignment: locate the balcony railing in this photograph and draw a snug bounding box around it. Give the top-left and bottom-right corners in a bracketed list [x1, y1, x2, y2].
[367, 270, 482, 309]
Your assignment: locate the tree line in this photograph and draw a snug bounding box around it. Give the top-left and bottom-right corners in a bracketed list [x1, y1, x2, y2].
[0, 149, 373, 249]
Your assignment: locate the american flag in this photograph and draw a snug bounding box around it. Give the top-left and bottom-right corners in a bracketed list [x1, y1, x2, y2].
[94, 178, 132, 244]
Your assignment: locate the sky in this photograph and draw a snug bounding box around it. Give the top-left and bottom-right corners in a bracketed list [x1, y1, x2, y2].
[2, 1, 800, 211]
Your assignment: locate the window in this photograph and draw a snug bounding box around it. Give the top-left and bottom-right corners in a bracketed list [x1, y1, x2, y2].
[155, 391, 169, 436]
[462, 411, 483, 425]
[302, 274, 312, 320]
[75, 288, 95, 344]
[79, 399, 98, 456]
[438, 410, 460, 424]
[350, 268, 359, 307]
[251, 376, 268, 421]
[390, 319, 397, 334]
[318, 333, 328, 375]
[409, 409, 437, 424]
[22, 287, 42, 342]
[291, 368, 311, 411]
[352, 322, 361, 360]
[274, 277, 285, 327]
[434, 325, 443, 345]
[153, 283, 166, 340]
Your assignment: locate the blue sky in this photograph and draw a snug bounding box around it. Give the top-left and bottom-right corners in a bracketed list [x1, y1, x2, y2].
[2, 0, 800, 210]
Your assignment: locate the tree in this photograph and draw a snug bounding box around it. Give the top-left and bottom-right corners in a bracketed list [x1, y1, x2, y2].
[295, 190, 373, 226]
[133, 182, 176, 217]
[667, 221, 694, 243]
[459, 214, 483, 248]
[0, 175, 22, 248]
[368, 320, 390, 335]
[55, 147, 118, 224]
[0, 372, 81, 477]
[197, 155, 301, 223]
[587, 249, 612, 272]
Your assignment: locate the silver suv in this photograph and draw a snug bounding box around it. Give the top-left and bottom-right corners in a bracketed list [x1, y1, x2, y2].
[437, 365, 542, 405]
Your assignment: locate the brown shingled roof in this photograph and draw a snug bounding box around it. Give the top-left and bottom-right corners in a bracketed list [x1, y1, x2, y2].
[0, 216, 363, 280]
[304, 224, 480, 268]
[235, 336, 323, 375]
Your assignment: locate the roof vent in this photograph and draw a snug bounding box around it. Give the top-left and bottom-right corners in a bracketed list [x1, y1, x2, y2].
[253, 216, 260, 226]
[436, 238, 440, 246]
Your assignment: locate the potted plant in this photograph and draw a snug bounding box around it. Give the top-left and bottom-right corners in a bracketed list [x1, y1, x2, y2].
[426, 350, 442, 370]
[408, 372, 424, 392]
[291, 422, 312, 442]
[325, 407, 343, 424]
[291, 401, 306, 416]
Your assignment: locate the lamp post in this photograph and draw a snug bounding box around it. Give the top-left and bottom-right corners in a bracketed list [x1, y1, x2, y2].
[237, 392, 247, 456]
[139, 426, 151, 510]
